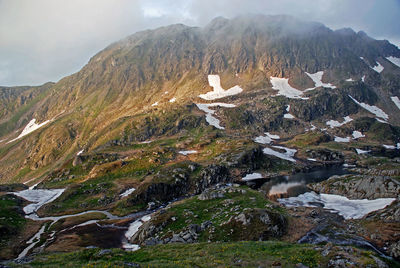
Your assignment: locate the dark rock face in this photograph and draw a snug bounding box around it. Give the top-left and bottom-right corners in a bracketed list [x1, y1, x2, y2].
[306, 149, 343, 162]
[193, 165, 230, 194]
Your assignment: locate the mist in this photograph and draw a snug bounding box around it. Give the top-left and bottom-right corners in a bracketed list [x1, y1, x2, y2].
[0, 0, 399, 86]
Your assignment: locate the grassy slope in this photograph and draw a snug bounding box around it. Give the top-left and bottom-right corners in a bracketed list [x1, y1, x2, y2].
[11, 241, 396, 268]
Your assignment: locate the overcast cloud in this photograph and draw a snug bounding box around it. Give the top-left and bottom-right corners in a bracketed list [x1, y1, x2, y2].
[0, 0, 399, 86]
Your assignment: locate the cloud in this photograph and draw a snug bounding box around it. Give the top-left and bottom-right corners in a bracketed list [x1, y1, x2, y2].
[0, 0, 399, 86]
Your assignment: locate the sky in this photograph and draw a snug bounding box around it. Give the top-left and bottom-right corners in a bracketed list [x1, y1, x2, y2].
[0, 0, 399, 86]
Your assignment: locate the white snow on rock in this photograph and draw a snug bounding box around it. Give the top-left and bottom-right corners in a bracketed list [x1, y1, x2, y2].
[278, 191, 395, 219]
[284, 113, 295, 119]
[326, 116, 353, 128]
[283, 104, 295, 119]
[391, 96, 400, 110]
[123, 214, 152, 251]
[196, 103, 235, 130]
[352, 131, 365, 139]
[254, 132, 280, 145]
[8, 118, 51, 143]
[371, 61, 384, 73]
[120, 188, 136, 198]
[386, 56, 400, 68]
[349, 95, 389, 121]
[169, 97, 176, 103]
[356, 149, 370, 154]
[383, 144, 396, 149]
[307, 158, 317, 162]
[77, 150, 84, 156]
[199, 75, 243, 100]
[12, 188, 65, 215]
[151, 102, 159, 107]
[263, 146, 297, 163]
[305, 71, 336, 90]
[346, 78, 354, 82]
[270, 77, 308, 99]
[361, 75, 366, 82]
[334, 136, 351, 143]
[178, 150, 197, 155]
[242, 173, 263, 181]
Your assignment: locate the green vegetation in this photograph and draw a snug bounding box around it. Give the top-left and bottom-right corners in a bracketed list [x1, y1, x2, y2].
[148, 186, 287, 242]
[13, 242, 328, 267]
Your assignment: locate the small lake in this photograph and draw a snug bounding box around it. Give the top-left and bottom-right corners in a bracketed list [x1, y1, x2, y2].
[241, 165, 349, 197]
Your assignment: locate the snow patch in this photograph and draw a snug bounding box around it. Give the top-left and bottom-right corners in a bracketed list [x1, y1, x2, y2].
[356, 149, 370, 154]
[169, 97, 176, 103]
[305, 71, 336, 90]
[284, 113, 295, 119]
[307, 158, 317, 162]
[242, 173, 263, 181]
[178, 150, 197, 155]
[326, 116, 353, 128]
[349, 95, 389, 121]
[334, 136, 351, 143]
[352, 131, 365, 139]
[383, 144, 396, 149]
[199, 75, 243, 100]
[386, 56, 400, 68]
[346, 78, 354, 82]
[361, 75, 366, 82]
[278, 191, 395, 219]
[196, 103, 235, 130]
[77, 150, 84, 156]
[151, 102, 159, 107]
[123, 214, 152, 252]
[120, 188, 136, 198]
[254, 132, 280, 145]
[8, 118, 51, 143]
[263, 146, 297, 163]
[371, 62, 384, 73]
[12, 188, 65, 215]
[391, 96, 400, 110]
[270, 77, 308, 99]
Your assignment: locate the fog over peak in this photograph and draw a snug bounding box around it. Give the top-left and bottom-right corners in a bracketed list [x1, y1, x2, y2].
[0, 0, 399, 86]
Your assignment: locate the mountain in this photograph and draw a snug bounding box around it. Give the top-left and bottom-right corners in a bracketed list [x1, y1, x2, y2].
[0, 15, 400, 265]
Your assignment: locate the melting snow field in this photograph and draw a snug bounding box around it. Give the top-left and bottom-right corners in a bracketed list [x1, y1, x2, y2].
[326, 116, 353, 128]
[12, 188, 65, 215]
[178, 150, 197, 155]
[120, 188, 136, 198]
[356, 149, 370, 154]
[334, 136, 351, 143]
[391, 96, 400, 110]
[242, 173, 263, 181]
[254, 132, 280, 145]
[305, 71, 336, 90]
[270, 77, 308, 99]
[371, 62, 384, 73]
[349, 95, 389, 121]
[263, 146, 297, 163]
[386, 56, 400, 68]
[8, 119, 50, 143]
[278, 191, 395, 219]
[199, 75, 243, 100]
[123, 215, 152, 252]
[196, 103, 235, 130]
[352, 131, 365, 139]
